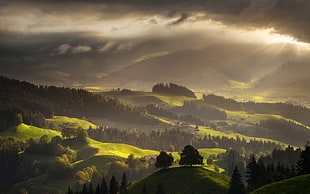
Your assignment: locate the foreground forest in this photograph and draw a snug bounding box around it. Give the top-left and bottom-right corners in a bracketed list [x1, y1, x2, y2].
[1, 77, 310, 193]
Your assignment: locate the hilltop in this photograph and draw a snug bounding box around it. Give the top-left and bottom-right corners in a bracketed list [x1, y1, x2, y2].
[128, 166, 230, 194]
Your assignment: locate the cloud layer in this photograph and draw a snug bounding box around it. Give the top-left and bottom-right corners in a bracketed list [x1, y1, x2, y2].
[1, 0, 310, 90]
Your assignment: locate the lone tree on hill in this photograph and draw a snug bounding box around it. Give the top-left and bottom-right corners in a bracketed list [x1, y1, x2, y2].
[228, 166, 246, 194]
[155, 151, 174, 169]
[179, 145, 203, 166]
[296, 142, 310, 175]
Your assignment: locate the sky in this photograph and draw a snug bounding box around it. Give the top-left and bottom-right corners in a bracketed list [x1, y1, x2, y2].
[1, 0, 310, 91]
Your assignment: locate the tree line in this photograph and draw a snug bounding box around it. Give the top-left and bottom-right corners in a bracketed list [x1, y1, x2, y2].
[0, 76, 158, 131]
[227, 143, 310, 193]
[259, 119, 310, 146]
[203, 94, 310, 126]
[152, 83, 196, 98]
[88, 126, 281, 154]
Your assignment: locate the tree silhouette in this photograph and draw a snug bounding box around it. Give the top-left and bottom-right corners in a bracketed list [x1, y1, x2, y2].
[179, 145, 203, 166]
[155, 151, 174, 169]
[120, 173, 128, 194]
[95, 184, 101, 194]
[246, 155, 258, 191]
[142, 183, 147, 194]
[109, 175, 119, 194]
[82, 184, 88, 194]
[156, 182, 165, 194]
[88, 183, 94, 194]
[101, 176, 108, 194]
[228, 166, 246, 194]
[296, 143, 310, 175]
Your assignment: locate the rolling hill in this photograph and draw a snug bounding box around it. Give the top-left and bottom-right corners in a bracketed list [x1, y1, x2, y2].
[128, 166, 230, 194]
[0, 123, 61, 141]
[251, 174, 310, 194]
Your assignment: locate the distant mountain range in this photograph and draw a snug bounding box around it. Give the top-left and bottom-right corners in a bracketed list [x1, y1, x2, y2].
[104, 42, 306, 91]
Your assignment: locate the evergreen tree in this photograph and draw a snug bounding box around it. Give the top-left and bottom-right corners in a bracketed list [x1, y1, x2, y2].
[142, 183, 147, 194]
[246, 155, 258, 191]
[67, 186, 73, 194]
[95, 184, 101, 194]
[179, 145, 203, 166]
[88, 183, 94, 194]
[120, 173, 128, 194]
[109, 175, 119, 194]
[155, 151, 174, 169]
[82, 184, 88, 194]
[156, 182, 165, 194]
[296, 143, 310, 175]
[101, 176, 108, 194]
[228, 166, 246, 194]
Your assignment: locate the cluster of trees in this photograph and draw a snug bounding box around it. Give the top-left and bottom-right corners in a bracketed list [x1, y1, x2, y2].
[0, 76, 158, 130]
[221, 145, 302, 179]
[62, 127, 88, 143]
[0, 109, 23, 130]
[203, 94, 310, 126]
[228, 143, 310, 193]
[259, 119, 310, 146]
[0, 136, 23, 188]
[68, 173, 129, 194]
[0, 134, 80, 192]
[88, 126, 281, 154]
[146, 104, 179, 120]
[152, 83, 196, 98]
[177, 101, 227, 121]
[155, 145, 203, 169]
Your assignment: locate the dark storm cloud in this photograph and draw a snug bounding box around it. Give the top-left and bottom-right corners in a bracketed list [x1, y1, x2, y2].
[5, 0, 309, 42]
[167, 13, 189, 26]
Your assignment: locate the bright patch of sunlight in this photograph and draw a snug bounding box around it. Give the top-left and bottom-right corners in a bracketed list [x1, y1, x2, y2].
[134, 51, 170, 63]
[267, 33, 310, 47]
[228, 78, 258, 89]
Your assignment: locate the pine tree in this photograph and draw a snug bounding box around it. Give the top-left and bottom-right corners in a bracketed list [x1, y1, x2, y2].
[88, 183, 94, 194]
[296, 143, 310, 175]
[82, 184, 88, 194]
[156, 182, 165, 194]
[142, 183, 147, 194]
[101, 176, 108, 194]
[228, 166, 246, 194]
[109, 175, 119, 194]
[155, 151, 174, 169]
[246, 155, 258, 191]
[120, 173, 128, 194]
[67, 186, 73, 194]
[95, 184, 101, 194]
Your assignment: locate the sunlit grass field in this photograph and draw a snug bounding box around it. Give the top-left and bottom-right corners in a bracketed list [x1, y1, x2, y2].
[46, 116, 97, 130]
[0, 123, 61, 141]
[102, 91, 197, 106]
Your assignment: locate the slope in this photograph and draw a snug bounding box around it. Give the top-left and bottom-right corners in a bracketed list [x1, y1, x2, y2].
[0, 123, 61, 141]
[251, 174, 310, 194]
[128, 166, 230, 194]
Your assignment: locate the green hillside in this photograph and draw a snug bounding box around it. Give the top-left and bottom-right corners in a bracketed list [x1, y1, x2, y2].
[0, 123, 61, 141]
[46, 116, 97, 130]
[128, 166, 230, 194]
[102, 91, 197, 106]
[251, 174, 310, 194]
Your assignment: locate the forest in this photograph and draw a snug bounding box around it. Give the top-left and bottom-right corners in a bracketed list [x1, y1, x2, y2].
[0, 76, 158, 130]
